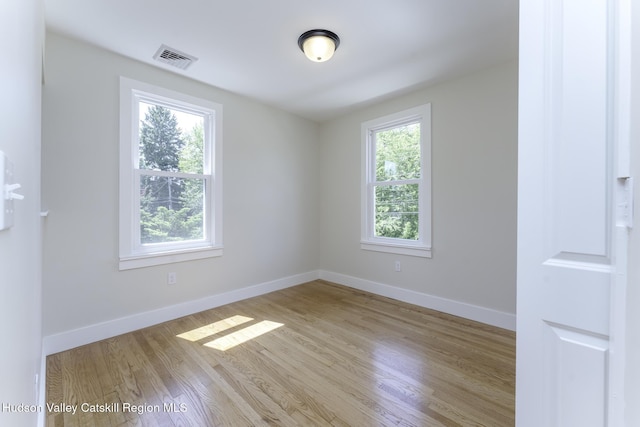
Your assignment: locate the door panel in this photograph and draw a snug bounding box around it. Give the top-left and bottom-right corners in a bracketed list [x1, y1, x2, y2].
[551, 0, 610, 258]
[543, 323, 609, 426]
[538, 265, 610, 334]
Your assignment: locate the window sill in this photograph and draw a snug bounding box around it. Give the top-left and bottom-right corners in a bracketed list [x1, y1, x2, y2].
[119, 246, 223, 270]
[361, 240, 432, 258]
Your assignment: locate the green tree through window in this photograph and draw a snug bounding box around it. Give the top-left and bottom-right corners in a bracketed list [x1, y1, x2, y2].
[138, 103, 205, 244]
[374, 124, 421, 240]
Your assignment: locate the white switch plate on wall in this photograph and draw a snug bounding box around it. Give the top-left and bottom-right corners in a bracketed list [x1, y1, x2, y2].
[1, 151, 16, 231]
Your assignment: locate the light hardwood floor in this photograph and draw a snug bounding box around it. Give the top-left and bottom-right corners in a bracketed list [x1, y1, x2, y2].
[46, 280, 515, 426]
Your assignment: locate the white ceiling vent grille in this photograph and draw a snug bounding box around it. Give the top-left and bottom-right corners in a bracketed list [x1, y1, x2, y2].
[153, 44, 198, 70]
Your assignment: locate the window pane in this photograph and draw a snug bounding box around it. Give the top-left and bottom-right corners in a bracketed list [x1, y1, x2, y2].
[375, 123, 420, 181]
[374, 184, 419, 240]
[140, 175, 205, 244]
[139, 101, 204, 173]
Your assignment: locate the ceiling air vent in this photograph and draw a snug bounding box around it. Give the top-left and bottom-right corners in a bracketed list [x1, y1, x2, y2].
[153, 44, 198, 70]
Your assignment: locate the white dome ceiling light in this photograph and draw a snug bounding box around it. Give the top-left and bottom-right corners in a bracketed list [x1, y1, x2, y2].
[298, 29, 340, 63]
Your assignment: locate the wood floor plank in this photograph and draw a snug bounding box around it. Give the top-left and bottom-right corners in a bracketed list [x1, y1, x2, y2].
[46, 280, 515, 426]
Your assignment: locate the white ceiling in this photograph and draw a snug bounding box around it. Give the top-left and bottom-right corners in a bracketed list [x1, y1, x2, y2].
[44, 0, 519, 122]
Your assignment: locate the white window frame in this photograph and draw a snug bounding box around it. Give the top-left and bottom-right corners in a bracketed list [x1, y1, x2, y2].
[119, 77, 223, 270]
[361, 104, 432, 258]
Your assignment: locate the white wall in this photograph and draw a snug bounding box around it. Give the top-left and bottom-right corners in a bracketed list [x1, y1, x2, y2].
[318, 61, 518, 318]
[0, 0, 43, 426]
[41, 33, 320, 338]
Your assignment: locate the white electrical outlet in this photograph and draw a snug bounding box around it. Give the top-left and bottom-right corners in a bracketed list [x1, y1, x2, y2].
[167, 272, 177, 285]
[395, 261, 401, 272]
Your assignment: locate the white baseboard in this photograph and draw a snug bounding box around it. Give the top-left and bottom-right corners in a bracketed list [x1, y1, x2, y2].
[318, 270, 516, 331]
[43, 269, 515, 356]
[43, 270, 320, 355]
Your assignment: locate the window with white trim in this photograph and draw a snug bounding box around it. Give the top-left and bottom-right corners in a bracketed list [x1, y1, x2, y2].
[361, 104, 432, 258]
[119, 77, 223, 270]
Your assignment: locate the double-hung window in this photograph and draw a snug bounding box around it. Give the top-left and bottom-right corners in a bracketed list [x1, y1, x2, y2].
[119, 77, 223, 270]
[361, 104, 432, 258]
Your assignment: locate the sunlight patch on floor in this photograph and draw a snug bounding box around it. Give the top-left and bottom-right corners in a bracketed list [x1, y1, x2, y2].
[203, 320, 284, 351]
[176, 315, 254, 342]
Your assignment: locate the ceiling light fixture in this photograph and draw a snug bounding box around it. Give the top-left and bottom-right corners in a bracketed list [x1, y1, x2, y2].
[298, 29, 340, 63]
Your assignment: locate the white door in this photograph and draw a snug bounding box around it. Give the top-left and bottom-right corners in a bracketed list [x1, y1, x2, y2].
[516, 0, 632, 426]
